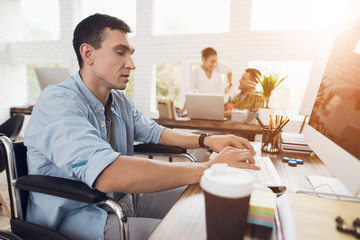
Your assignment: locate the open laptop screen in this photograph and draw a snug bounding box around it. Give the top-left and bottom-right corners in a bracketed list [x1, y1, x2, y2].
[186, 93, 226, 121]
[35, 67, 70, 91]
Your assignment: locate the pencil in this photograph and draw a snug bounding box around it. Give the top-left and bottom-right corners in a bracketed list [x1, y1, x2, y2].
[255, 116, 266, 129]
[269, 114, 274, 130]
[271, 118, 290, 149]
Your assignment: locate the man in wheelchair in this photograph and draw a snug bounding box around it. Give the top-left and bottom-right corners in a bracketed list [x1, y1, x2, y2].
[23, 13, 259, 240]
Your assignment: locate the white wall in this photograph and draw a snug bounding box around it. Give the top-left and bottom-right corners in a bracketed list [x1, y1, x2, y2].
[0, 0, 358, 129]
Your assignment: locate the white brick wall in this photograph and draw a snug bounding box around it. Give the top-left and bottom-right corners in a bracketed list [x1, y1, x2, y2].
[0, 0, 359, 129]
[0, 0, 10, 64]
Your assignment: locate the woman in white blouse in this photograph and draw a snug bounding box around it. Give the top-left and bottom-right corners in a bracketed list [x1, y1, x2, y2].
[179, 47, 232, 113]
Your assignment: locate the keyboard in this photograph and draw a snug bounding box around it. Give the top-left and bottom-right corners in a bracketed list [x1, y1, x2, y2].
[244, 156, 283, 187]
[209, 152, 283, 187]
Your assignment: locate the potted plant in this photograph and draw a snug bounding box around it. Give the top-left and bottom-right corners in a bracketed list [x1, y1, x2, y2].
[255, 71, 287, 125]
[256, 71, 287, 108]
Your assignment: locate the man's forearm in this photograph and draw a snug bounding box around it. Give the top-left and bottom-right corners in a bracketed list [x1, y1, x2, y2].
[94, 155, 208, 193]
[159, 128, 201, 149]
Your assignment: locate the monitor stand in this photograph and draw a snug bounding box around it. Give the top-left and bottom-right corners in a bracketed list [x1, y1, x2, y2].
[303, 176, 360, 202]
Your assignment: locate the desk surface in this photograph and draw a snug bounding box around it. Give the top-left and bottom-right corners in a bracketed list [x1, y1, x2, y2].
[10, 106, 33, 116]
[149, 142, 334, 240]
[153, 118, 262, 141]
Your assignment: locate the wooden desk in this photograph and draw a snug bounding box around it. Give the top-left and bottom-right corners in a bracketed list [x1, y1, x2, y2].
[153, 118, 262, 141]
[10, 107, 33, 116]
[149, 143, 334, 240]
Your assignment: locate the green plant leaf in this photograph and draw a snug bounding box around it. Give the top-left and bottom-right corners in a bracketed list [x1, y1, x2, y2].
[258, 71, 287, 99]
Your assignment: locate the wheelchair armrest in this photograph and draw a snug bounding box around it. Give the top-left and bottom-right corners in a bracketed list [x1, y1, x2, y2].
[14, 175, 107, 203]
[14, 175, 128, 240]
[0, 230, 23, 240]
[134, 143, 187, 154]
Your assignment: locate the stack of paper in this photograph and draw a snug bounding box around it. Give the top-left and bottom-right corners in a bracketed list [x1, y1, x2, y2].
[280, 132, 312, 154]
[231, 109, 248, 123]
[247, 190, 277, 228]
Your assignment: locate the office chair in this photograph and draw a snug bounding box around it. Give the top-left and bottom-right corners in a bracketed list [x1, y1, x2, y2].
[134, 143, 196, 162]
[0, 136, 128, 240]
[0, 114, 24, 219]
[0, 114, 25, 142]
[0, 136, 196, 240]
[0, 148, 11, 218]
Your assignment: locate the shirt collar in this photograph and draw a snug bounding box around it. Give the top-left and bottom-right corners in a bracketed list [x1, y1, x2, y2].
[73, 72, 105, 114]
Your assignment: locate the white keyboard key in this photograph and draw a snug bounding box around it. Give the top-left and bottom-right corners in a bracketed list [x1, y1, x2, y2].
[243, 156, 283, 187]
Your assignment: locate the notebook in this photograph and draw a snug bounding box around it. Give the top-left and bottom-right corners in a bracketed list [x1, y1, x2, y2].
[186, 93, 226, 121]
[157, 98, 176, 119]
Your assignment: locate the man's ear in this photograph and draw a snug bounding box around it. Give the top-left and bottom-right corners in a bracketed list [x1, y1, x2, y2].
[79, 43, 94, 65]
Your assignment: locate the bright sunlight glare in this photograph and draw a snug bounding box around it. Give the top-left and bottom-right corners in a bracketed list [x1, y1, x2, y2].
[81, 0, 136, 34]
[354, 40, 360, 55]
[251, 0, 352, 31]
[21, 0, 59, 36]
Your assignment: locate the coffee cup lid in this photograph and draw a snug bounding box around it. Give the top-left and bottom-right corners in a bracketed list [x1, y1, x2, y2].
[200, 163, 254, 198]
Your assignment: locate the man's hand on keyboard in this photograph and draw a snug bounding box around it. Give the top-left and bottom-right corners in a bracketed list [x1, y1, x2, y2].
[204, 134, 256, 156]
[208, 146, 260, 170]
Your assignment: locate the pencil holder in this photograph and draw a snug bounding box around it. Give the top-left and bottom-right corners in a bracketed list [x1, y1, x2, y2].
[261, 129, 282, 153]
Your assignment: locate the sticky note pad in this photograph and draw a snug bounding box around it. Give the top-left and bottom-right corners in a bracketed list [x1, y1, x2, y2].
[247, 190, 276, 228]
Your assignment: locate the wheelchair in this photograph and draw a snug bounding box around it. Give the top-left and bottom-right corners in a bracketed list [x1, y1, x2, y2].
[0, 135, 195, 240]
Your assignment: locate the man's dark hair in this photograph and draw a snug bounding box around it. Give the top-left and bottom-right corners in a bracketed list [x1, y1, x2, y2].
[245, 68, 261, 82]
[73, 13, 131, 69]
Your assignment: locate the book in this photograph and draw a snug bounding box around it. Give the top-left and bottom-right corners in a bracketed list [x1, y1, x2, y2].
[277, 193, 360, 240]
[280, 132, 312, 154]
[280, 132, 308, 146]
[280, 143, 312, 152]
[157, 99, 175, 119]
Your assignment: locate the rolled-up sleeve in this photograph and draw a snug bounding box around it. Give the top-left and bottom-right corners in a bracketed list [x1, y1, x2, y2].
[133, 106, 165, 144]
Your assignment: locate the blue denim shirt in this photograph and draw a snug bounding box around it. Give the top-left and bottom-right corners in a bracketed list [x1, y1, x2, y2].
[24, 72, 165, 240]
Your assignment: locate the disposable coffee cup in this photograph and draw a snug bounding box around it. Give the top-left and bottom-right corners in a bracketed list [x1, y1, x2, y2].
[200, 163, 254, 240]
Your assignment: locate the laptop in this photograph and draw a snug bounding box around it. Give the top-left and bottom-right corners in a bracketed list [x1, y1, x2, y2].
[186, 93, 226, 121]
[35, 67, 70, 90]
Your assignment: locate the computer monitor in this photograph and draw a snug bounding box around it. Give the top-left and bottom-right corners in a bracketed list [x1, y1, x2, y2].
[34, 67, 70, 90]
[304, 19, 360, 197]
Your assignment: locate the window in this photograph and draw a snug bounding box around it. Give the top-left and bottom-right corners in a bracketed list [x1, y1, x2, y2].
[156, 62, 182, 108]
[248, 60, 313, 117]
[190, 63, 200, 72]
[81, 0, 136, 34]
[153, 0, 230, 35]
[251, 0, 352, 31]
[10, 0, 60, 41]
[27, 64, 58, 103]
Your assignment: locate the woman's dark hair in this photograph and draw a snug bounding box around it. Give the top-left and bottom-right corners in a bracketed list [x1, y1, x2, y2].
[73, 13, 131, 69]
[201, 47, 217, 59]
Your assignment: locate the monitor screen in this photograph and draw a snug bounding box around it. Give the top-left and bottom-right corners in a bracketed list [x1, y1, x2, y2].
[305, 19, 360, 196]
[35, 67, 70, 91]
[308, 21, 360, 160]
